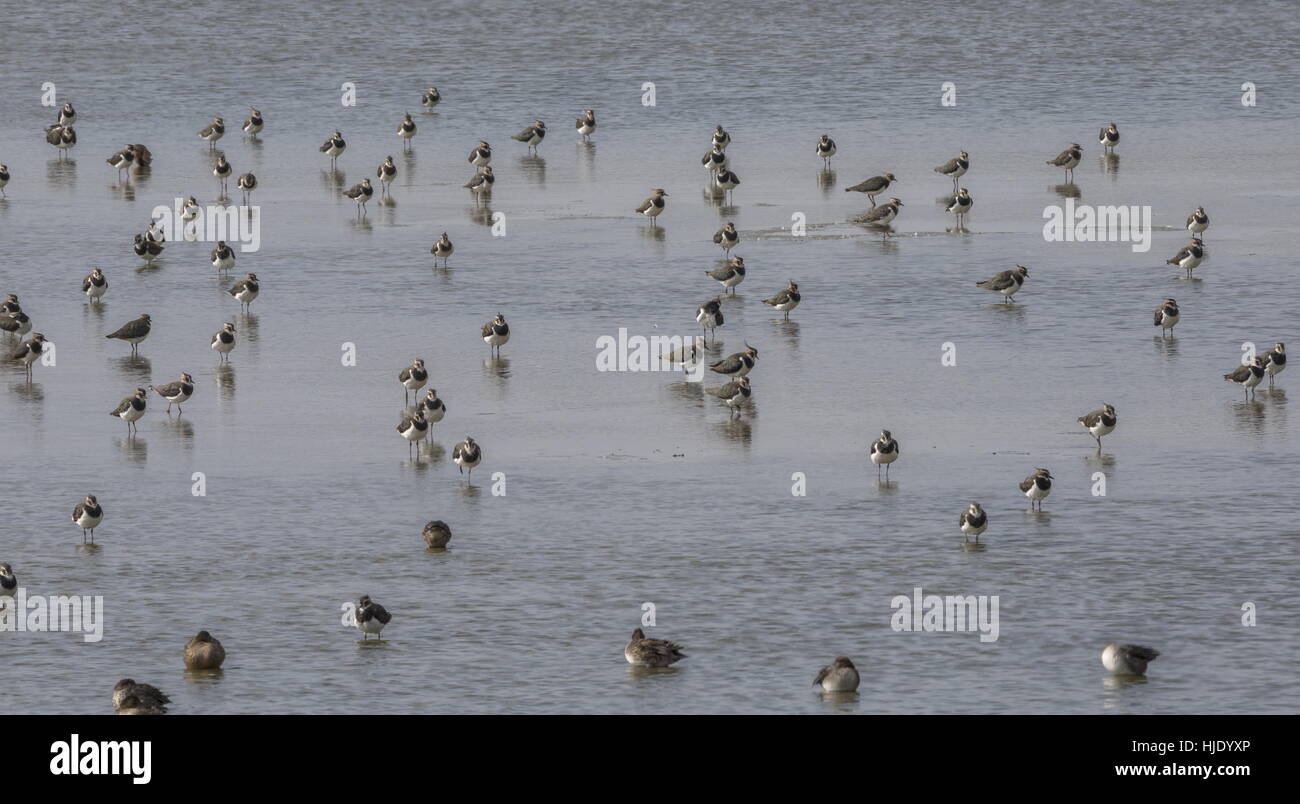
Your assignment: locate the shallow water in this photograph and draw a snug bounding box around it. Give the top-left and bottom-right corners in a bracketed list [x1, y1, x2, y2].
[1, 0, 1297, 713]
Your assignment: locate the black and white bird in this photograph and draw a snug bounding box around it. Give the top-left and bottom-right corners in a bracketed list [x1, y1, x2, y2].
[431, 232, 454, 267]
[1, 294, 19, 314]
[72, 494, 104, 541]
[711, 125, 731, 150]
[1019, 468, 1053, 511]
[110, 387, 148, 433]
[210, 240, 236, 272]
[396, 409, 429, 456]
[0, 311, 31, 336]
[959, 502, 988, 542]
[112, 680, 170, 714]
[1046, 143, 1083, 181]
[695, 297, 724, 343]
[464, 165, 494, 199]
[468, 141, 492, 169]
[762, 281, 801, 318]
[211, 322, 236, 362]
[241, 108, 263, 136]
[1165, 240, 1205, 279]
[58, 101, 76, 126]
[1102, 643, 1159, 676]
[706, 376, 751, 417]
[1261, 343, 1287, 387]
[145, 219, 166, 244]
[575, 109, 596, 140]
[422, 520, 452, 549]
[709, 344, 758, 378]
[198, 116, 225, 148]
[397, 112, 417, 149]
[354, 595, 392, 640]
[625, 628, 686, 667]
[705, 256, 746, 294]
[712, 168, 741, 199]
[12, 333, 46, 378]
[481, 314, 509, 355]
[511, 120, 546, 152]
[1186, 206, 1209, 240]
[419, 389, 446, 433]
[635, 188, 667, 224]
[845, 173, 897, 206]
[212, 155, 232, 193]
[1098, 123, 1120, 153]
[227, 273, 259, 311]
[106, 144, 135, 178]
[0, 163, 8, 197]
[976, 265, 1029, 304]
[45, 123, 77, 157]
[319, 130, 346, 166]
[869, 430, 899, 479]
[1153, 298, 1180, 336]
[376, 155, 396, 195]
[133, 233, 163, 263]
[105, 313, 151, 353]
[237, 172, 257, 202]
[343, 177, 374, 214]
[421, 87, 441, 109]
[815, 134, 837, 166]
[1078, 403, 1118, 450]
[713, 222, 739, 253]
[452, 436, 482, 480]
[854, 197, 903, 226]
[82, 268, 108, 302]
[182, 196, 200, 225]
[933, 151, 969, 190]
[944, 187, 973, 223]
[399, 358, 428, 402]
[0, 563, 15, 597]
[1224, 357, 1267, 399]
[150, 372, 195, 414]
[813, 656, 860, 693]
[701, 145, 728, 173]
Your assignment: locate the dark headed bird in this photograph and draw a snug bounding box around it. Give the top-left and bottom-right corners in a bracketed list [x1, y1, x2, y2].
[150, 372, 195, 414]
[705, 256, 746, 294]
[511, 120, 546, 152]
[1098, 123, 1120, 153]
[1224, 357, 1266, 399]
[762, 281, 801, 318]
[709, 344, 758, 378]
[1046, 143, 1083, 182]
[1153, 298, 1180, 336]
[355, 595, 392, 640]
[1019, 468, 1053, 511]
[975, 265, 1029, 304]
[933, 150, 969, 190]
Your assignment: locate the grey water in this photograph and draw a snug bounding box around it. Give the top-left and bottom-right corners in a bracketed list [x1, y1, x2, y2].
[1, 0, 1297, 713]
